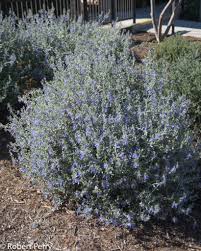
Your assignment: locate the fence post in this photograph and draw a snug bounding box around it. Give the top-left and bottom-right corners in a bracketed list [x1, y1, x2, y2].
[172, 0, 175, 35]
[1, 0, 7, 16]
[133, 0, 136, 23]
[200, 0, 201, 21]
[83, 0, 88, 21]
[111, 0, 116, 23]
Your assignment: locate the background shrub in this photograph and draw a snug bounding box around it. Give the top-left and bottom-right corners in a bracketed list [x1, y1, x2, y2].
[0, 14, 52, 112]
[6, 21, 200, 227]
[0, 11, 108, 117]
[153, 36, 201, 63]
[152, 36, 201, 133]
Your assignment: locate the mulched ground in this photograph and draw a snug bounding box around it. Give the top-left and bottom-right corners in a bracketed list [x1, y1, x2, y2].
[130, 32, 201, 62]
[1, 32, 201, 251]
[1, 160, 201, 251]
[130, 32, 157, 61]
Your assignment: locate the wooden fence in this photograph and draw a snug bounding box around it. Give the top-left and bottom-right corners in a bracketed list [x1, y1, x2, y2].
[0, 0, 136, 23]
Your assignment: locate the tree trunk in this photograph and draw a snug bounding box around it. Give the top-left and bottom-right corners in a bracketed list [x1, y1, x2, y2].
[150, 0, 183, 43]
[150, 0, 160, 42]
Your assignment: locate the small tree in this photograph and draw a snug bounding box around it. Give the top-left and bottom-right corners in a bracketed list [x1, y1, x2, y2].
[150, 0, 183, 43]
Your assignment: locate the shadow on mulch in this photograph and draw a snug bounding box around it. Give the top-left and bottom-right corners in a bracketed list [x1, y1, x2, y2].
[0, 100, 25, 160]
[0, 110, 12, 161]
[0, 106, 16, 161]
[0, 129, 11, 161]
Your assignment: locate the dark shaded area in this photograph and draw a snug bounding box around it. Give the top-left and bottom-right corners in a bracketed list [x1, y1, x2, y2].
[180, 0, 201, 22]
[0, 107, 14, 161]
[0, 129, 12, 161]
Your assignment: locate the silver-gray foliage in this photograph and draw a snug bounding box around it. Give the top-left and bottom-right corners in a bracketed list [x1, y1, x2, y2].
[5, 16, 200, 227]
[0, 11, 105, 109]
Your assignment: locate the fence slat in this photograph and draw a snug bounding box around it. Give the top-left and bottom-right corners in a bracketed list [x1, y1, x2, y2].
[15, 1, 19, 18]
[0, 0, 135, 23]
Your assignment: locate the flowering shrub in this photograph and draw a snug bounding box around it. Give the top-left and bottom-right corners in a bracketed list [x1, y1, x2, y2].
[5, 19, 200, 227]
[0, 11, 112, 114]
[0, 14, 52, 111]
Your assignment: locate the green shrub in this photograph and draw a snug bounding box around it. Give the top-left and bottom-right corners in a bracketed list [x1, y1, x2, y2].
[6, 21, 200, 228]
[168, 53, 201, 128]
[152, 36, 201, 132]
[154, 36, 201, 63]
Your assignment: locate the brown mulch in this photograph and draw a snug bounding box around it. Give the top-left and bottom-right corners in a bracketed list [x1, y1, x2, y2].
[131, 32, 157, 44]
[131, 43, 152, 62]
[130, 32, 157, 62]
[184, 36, 201, 43]
[130, 32, 201, 62]
[0, 160, 201, 251]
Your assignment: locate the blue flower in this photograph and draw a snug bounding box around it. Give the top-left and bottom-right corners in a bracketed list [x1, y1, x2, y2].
[132, 153, 139, 159]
